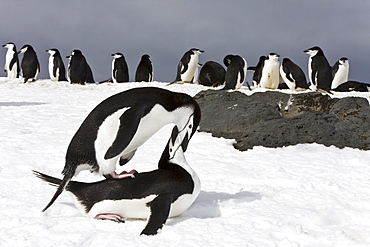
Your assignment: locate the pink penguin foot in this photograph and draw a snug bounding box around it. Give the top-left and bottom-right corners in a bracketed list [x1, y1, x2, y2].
[94, 213, 125, 223]
[105, 169, 137, 179]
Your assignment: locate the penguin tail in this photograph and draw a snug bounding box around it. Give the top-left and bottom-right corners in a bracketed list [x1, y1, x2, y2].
[33, 170, 73, 212]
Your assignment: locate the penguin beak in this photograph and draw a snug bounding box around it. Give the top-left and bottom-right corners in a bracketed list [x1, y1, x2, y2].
[2, 44, 6, 48]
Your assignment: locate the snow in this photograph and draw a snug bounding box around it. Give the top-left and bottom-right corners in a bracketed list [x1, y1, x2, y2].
[1, 78, 370, 247]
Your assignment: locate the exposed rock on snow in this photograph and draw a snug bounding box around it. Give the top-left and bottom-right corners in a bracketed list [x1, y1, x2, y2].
[194, 90, 370, 150]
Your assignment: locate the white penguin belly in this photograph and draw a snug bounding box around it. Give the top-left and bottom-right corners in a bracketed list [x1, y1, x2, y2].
[5, 52, 17, 79]
[181, 55, 198, 82]
[260, 64, 279, 89]
[331, 67, 348, 89]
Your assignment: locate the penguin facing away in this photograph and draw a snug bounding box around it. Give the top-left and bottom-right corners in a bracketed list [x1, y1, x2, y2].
[331, 57, 349, 89]
[34, 123, 200, 236]
[280, 58, 308, 91]
[135, 54, 153, 82]
[259, 53, 280, 89]
[68, 50, 88, 84]
[18, 44, 40, 83]
[112, 52, 129, 83]
[248, 55, 267, 88]
[2, 42, 20, 78]
[175, 48, 204, 83]
[198, 61, 226, 87]
[40, 87, 201, 213]
[46, 49, 67, 81]
[303, 46, 332, 92]
[223, 54, 248, 90]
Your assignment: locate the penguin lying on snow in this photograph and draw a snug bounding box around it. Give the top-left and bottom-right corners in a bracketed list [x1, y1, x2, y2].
[332, 80, 369, 92]
[40, 87, 201, 213]
[198, 61, 225, 87]
[34, 124, 200, 236]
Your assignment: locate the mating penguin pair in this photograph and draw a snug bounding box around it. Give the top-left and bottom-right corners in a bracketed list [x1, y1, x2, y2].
[34, 122, 200, 235]
[36, 87, 201, 235]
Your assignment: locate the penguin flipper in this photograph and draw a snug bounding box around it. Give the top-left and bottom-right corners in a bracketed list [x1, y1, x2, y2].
[141, 194, 172, 235]
[104, 106, 147, 160]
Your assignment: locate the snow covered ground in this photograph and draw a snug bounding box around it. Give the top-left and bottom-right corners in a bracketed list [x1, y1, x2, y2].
[1, 78, 370, 247]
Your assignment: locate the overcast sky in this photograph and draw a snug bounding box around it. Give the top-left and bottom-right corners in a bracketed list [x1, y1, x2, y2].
[1, 0, 370, 83]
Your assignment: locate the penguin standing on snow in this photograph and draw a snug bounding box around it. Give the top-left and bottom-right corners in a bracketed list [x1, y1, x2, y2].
[280, 58, 308, 91]
[198, 61, 225, 87]
[68, 50, 88, 84]
[34, 123, 201, 236]
[303, 46, 332, 92]
[248, 55, 267, 88]
[46, 49, 67, 81]
[135, 54, 153, 82]
[18, 44, 40, 83]
[2, 42, 20, 78]
[331, 57, 349, 89]
[223, 54, 248, 90]
[175, 48, 204, 83]
[259, 53, 280, 89]
[40, 87, 201, 213]
[112, 52, 129, 83]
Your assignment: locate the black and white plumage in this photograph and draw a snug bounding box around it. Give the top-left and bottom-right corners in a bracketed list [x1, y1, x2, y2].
[34, 123, 200, 236]
[304, 46, 332, 92]
[2, 42, 20, 78]
[135, 54, 153, 82]
[331, 57, 349, 89]
[332, 80, 369, 92]
[248, 56, 267, 88]
[198, 61, 226, 87]
[259, 53, 280, 89]
[112, 52, 129, 83]
[175, 48, 204, 83]
[280, 58, 308, 91]
[40, 87, 201, 213]
[68, 50, 90, 85]
[223, 54, 248, 90]
[46, 49, 67, 81]
[18, 44, 40, 83]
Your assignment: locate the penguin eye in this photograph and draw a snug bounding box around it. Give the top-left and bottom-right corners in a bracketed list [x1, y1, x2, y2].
[170, 148, 173, 153]
[189, 124, 192, 129]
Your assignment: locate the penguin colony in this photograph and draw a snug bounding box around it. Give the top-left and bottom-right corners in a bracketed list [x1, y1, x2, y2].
[3, 43, 369, 235]
[3, 44, 369, 91]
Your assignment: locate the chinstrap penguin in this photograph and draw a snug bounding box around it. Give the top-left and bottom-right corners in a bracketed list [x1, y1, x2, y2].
[112, 52, 129, 83]
[304, 46, 332, 92]
[223, 54, 248, 90]
[280, 58, 308, 91]
[248, 56, 267, 88]
[331, 57, 349, 89]
[40, 87, 201, 213]
[2, 42, 20, 78]
[18, 44, 40, 83]
[175, 48, 204, 83]
[135, 54, 153, 82]
[332, 80, 369, 92]
[259, 53, 280, 89]
[46, 49, 67, 81]
[198, 61, 225, 87]
[68, 50, 89, 84]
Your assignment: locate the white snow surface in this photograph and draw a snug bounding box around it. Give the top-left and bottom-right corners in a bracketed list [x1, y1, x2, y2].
[1, 78, 370, 247]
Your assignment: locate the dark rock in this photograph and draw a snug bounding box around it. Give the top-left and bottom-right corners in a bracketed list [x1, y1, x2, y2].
[193, 89, 370, 150]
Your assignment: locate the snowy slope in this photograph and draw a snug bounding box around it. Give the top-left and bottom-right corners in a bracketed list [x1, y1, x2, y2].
[1, 78, 370, 247]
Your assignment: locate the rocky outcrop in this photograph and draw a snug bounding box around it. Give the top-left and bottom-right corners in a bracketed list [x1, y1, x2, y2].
[194, 90, 370, 150]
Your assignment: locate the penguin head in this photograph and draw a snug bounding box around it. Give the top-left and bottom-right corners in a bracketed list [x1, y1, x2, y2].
[223, 54, 235, 67]
[111, 52, 123, 59]
[339, 57, 349, 65]
[268, 53, 280, 60]
[141, 54, 150, 60]
[71, 50, 83, 56]
[46, 49, 58, 55]
[2, 42, 15, 49]
[304, 46, 322, 57]
[190, 48, 204, 55]
[18, 44, 33, 54]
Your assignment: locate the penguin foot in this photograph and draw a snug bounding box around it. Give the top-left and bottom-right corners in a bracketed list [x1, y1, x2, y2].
[105, 169, 137, 179]
[95, 213, 125, 223]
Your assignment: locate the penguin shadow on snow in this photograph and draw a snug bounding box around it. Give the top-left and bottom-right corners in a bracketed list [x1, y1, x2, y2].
[167, 190, 262, 226]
